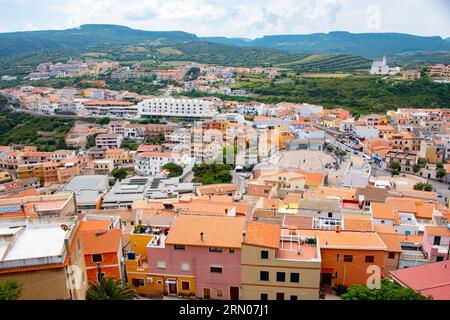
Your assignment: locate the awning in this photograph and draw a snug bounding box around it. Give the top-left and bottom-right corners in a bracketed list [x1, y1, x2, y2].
[165, 280, 177, 284]
[321, 268, 334, 273]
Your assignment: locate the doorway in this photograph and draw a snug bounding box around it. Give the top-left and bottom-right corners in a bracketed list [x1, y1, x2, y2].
[322, 273, 333, 286]
[230, 286, 239, 300]
[203, 288, 211, 300]
[167, 280, 177, 294]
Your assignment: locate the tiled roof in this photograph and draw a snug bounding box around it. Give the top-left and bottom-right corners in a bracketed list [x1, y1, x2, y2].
[371, 203, 397, 221]
[390, 260, 450, 300]
[299, 229, 387, 250]
[425, 226, 450, 237]
[244, 222, 280, 249]
[343, 214, 374, 231]
[80, 228, 121, 255]
[378, 233, 402, 253]
[166, 215, 246, 248]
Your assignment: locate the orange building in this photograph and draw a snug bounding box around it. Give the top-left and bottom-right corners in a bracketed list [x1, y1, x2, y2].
[300, 229, 387, 288]
[79, 221, 123, 283]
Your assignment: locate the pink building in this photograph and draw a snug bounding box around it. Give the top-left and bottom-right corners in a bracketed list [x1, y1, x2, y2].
[422, 226, 450, 262]
[146, 215, 246, 300]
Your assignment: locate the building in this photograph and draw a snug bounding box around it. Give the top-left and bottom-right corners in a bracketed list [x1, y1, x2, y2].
[385, 150, 419, 173]
[79, 221, 124, 283]
[422, 226, 450, 263]
[241, 222, 321, 300]
[135, 152, 191, 176]
[340, 156, 371, 188]
[59, 175, 109, 212]
[390, 260, 450, 300]
[0, 217, 87, 300]
[95, 134, 123, 150]
[137, 98, 217, 121]
[299, 228, 387, 287]
[126, 215, 246, 299]
[370, 56, 400, 75]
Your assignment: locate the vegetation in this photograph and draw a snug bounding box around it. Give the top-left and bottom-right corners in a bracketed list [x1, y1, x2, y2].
[0, 98, 75, 151]
[86, 277, 137, 300]
[98, 117, 111, 125]
[146, 134, 165, 145]
[162, 162, 183, 177]
[121, 139, 140, 151]
[341, 279, 430, 300]
[413, 182, 433, 192]
[0, 281, 22, 300]
[193, 163, 233, 185]
[184, 67, 201, 81]
[111, 168, 129, 181]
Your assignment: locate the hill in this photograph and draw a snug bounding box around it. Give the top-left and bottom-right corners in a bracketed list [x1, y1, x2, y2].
[202, 31, 450, 58]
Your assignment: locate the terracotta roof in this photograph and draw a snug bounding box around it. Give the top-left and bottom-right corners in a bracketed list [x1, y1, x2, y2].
[386, 197, 417, 213]
[378, 233, 402, 252]
[374, 224, 396, 234]
[80, 220, 112, 231]
[299, 229, 387, 250]
[166, 215, 246, 248]
[371, 203, 397, 221]
[137, 151, 182, 158]
[356, 188, 394, 203]
[282, 215, 313, 229]
[80, 228, 122, 255]
[343, 214, 374, 231]
[244, 222, 280, 249]
[415, 203, 435, 220]
[390, 260, 450, 300]
[425, 226, 450, 237]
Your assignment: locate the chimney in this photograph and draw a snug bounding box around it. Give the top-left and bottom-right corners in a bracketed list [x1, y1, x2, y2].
[335, 224, 341, 233]
[200, 232, 204, 241]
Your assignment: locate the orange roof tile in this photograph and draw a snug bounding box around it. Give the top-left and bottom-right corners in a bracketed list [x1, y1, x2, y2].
[244, 222, 280, 249]
[166, 215, 246, 248]
[80, 228, 122, 255]
[374, 224, 396, 234]
[80, 220, 112, 231]
[425, 226, 450, 237]
[371, 203, 397, 221]
[378, 233, 402, 252]
[343, 214, 374, 231]
[299, 229, 387, 250]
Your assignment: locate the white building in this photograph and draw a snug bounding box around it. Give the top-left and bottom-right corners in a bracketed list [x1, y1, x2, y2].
[236, 102, 265, 116]
[295, 126, 325, 140]
[341, 156, 371, 188]
[137, 98, 217, 120]
[370, 56, 401, 75]
[353, 126, 379, 140]
[134, 151, 191, 176]
[95, 134, 123, 150]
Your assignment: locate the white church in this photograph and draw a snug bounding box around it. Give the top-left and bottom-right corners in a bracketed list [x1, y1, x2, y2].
[370, 56, 401, 75]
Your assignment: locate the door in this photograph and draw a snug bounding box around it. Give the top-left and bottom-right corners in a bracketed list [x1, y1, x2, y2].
[203, 288, 211, 300]
[276, 292, 284, 300]
[230, 286, 239, 300]
[168, 281, 177, 294]
[322, 273, 333, 286]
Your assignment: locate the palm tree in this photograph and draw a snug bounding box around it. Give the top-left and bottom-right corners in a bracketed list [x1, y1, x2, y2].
[86, 277, 137, 300]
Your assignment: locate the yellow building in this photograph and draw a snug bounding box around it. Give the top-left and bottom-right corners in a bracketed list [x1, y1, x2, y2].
[16, 163, 44, 181]
[241, 222, 321, 300]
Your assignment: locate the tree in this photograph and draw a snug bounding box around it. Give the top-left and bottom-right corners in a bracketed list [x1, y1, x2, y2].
[391, 169, 400, 177]
[390, 161, 400, 171]
[162, 162, 183, 177]
[86, 277, 137, 300]
[217, 170, 233, 183]
[111, 168, 128, 181]
[414, 182, 433, 192]
[99, 117, 111, 126]
[436, 168, 446, 180]
[0, 281, 22, 300]
[341, 279, 429, 300]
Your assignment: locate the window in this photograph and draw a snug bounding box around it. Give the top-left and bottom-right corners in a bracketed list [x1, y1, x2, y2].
[181, 263, 190, 271]
[174, 244, 185, 250]
[260, 271, 269, 281]
[290, 295, 298, 301]
[433, 236, 441, 246]
[276, 272, 286, 282]
[229, 248, 235, 254]
[335, 271, 338, 279]
[388, 252, 396, 259]
[260, 250, 269, 259]
[260, 293, 268, 300]
[157, 261, 166, 269]
[365, 256, 375, 263]
[92, 254, 102, 263]
[276, 292, 284, 300]
[216, 289, 223, 297]
[132, 278, 144, 287]
[336, 254, 340, 262]
[209, 246, 222, 252]
[328, 212, 333, 218]
[210, 266, 223, 273]
[344, 255, 353, 262]
[181, 281, 190, 290]
[290, 273, 300, 283]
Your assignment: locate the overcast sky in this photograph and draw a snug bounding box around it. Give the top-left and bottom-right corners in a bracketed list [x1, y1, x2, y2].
[0, 0, 449, 38]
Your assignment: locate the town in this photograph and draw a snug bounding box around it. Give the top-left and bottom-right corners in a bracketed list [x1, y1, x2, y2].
[0, 55, 449, 301]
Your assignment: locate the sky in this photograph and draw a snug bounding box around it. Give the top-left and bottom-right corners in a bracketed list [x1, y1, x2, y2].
[0, 0, 449, 39]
